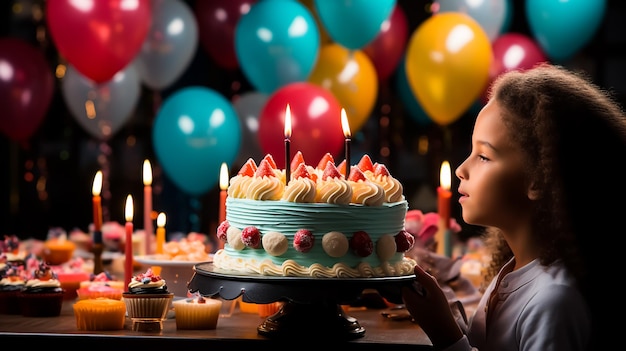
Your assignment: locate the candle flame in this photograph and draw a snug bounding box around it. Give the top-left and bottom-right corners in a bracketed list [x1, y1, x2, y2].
[341, 108, 351, 138]
[92, 170, 102, 196]
[440, 161, 451, 191]
[125, 195, 134, 222]
[157, 212, 166, 228]
[219, 162, 229, 190]
[143, 159, 152, 186]
[284, 104, 292, 139]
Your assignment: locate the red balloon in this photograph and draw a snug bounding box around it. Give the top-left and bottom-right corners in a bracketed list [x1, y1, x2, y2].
[258, 82, 344, 169]
[195, 0, 258, 70]
[362, 4, 409, 82]
[0, 38, 54, 142]
[46, 0, 151, 83]
[483, 33, 547, 101]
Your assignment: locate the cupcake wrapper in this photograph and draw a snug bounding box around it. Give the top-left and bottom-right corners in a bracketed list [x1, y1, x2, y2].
[19, 292, 64, 317]
[73, 299, 126, 331]
[173, 300, 222, 330]
[122, 294, 173, 320]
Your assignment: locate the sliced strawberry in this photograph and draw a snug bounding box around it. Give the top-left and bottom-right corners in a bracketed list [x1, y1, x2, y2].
[350, 231, 373, 257]
[293, 229, 315, 253]
[241, 226, 261, 248]
[255, 159, 276, 178]
[374, 163, 391, 177]
[291, 151, 305, 172]
[238, 158, 257, 177]
[292, 162, 311, 179]
[262, 154, 277, 169]
[217, 220, 230, 242]
[337, 159, 346, 176]
[357, 155, 375, 172]
[321, 161, 342, 180]
[316, 152, 335, 170]
[394, 230, 415, 252]
[347, 166, 366, 182]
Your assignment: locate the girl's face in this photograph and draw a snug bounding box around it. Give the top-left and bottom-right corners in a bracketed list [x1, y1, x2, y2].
[455, 99, 534, 231]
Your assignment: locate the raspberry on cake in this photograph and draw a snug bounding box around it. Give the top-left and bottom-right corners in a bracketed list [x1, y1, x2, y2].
[213, 152, 417, 278]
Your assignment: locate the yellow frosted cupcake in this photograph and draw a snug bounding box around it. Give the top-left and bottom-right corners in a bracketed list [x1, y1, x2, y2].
[173, 296, 222, 330]
[73, 298, 126, 330]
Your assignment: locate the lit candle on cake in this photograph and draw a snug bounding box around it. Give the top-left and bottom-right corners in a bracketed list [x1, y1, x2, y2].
[341, 108, 351, 178]
[284, 104, 292, 184]
[143, 159, 153, 256]
[124, 194, 134, 291]
[436, 160, 452, 257]
[91, 170, 103, 243]
[156, 212, 166, 254]
[219, 163, 228, 223]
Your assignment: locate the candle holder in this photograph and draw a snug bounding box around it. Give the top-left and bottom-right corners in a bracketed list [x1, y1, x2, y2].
[91, 233, 104, 274]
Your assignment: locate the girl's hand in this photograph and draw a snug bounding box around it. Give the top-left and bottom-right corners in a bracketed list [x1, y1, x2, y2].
[402, 264, 464, 349]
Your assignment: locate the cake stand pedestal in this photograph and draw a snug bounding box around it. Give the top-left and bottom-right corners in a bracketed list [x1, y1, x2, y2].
[188, 262, 415, 339]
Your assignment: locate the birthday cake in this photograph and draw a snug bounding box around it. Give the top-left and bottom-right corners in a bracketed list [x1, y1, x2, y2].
[213, 153, 417, 278]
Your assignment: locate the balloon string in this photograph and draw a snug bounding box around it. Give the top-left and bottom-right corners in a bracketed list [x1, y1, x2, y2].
[188, 196, 202, 233]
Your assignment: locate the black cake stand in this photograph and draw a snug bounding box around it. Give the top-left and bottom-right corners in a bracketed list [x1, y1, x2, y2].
[188, 262, 415, 339]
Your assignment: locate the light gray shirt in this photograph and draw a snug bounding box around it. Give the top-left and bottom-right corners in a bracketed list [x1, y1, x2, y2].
[447, 258, 590, 351]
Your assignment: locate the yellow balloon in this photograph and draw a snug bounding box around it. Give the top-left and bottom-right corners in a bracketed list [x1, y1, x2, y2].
[405, 12, 492, 126]
[308, 43, 378, 133]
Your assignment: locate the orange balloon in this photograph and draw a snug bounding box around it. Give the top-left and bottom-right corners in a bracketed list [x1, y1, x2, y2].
[405, 12, 492, 126]
[308, 43, 378, 133]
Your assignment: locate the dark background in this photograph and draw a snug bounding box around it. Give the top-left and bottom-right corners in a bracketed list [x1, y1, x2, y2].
[2, 0, 625, 242]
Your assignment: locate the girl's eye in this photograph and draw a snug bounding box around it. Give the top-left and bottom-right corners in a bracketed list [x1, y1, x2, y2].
[478, 154, 489, 162]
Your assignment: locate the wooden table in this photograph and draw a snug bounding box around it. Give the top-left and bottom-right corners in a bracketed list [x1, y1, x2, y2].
[0, 301, 434, 349]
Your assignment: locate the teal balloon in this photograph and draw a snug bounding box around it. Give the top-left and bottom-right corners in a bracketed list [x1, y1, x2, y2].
[314, 0, 396, 50]
[395, 56, 432, 126]
[526, 0, 606, 62]
[153, 87, 241, 196]
[235, 0, 320, 94]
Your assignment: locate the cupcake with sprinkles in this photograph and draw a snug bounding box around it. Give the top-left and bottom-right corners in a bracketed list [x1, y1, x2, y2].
[122, 268, 174, 331]
[19, 260, 65, 317]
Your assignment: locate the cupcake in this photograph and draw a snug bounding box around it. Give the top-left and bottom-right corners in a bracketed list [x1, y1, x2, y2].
[122, 268, 174, 331]
[0, 262, 26, 314]
[19, 261, 65, 317]
[173, 295, 222, 330]
[76, 283, 123, 300]
[73, 298, 126, 330]
[52, 257, 92, 300]
[42, 230, 76, 265]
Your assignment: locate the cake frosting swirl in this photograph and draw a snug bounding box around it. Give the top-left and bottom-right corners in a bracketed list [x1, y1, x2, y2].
[126, 268, 170, 295]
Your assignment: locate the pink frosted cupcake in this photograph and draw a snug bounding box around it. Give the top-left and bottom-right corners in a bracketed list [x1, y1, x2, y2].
[0, 262, 26, 314]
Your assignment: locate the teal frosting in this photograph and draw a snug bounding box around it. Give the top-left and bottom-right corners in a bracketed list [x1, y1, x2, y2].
[223, 198, 408, 269]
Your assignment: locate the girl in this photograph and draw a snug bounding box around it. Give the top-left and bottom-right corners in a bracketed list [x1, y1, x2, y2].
[402, 63, 624, 350]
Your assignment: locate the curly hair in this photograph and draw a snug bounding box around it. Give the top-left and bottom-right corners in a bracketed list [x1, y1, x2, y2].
[479, 63, 626, 348]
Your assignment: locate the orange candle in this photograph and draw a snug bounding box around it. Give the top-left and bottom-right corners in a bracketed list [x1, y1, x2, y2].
[156, 212, 166, 255]
[92, 170, 103, 243]
[143, 159, 153, 256]
[284, 104, 292, 183]
[437, 161, 452, 256]
[124, 194, 134, 291]
[341, 108, 351, 179]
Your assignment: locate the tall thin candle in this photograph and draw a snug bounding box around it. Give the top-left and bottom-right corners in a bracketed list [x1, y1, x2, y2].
[156, 212, 166, 255]
[284, 104, 292, 184]
[436, 161, 452, 257]
[91, 170, 104, 274]
[341, 108, 351, 178]
[124, 195, 134, 291]
[219, 163, 228, 223]
[91, 170, 103, 243]
[143, 160, 153, 256]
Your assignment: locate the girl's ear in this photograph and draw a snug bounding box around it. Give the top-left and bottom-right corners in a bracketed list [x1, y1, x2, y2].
[527, 181, 540, 201]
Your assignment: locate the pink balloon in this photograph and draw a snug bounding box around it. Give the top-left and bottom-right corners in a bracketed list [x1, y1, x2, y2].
[258, 82, 344, 169]
[362, 4, 409, 82]
[194, 0, 258, 70]
[0, 38, 54, 142]
[46, 0, 151, 83]
[483, 33, 547, 101]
